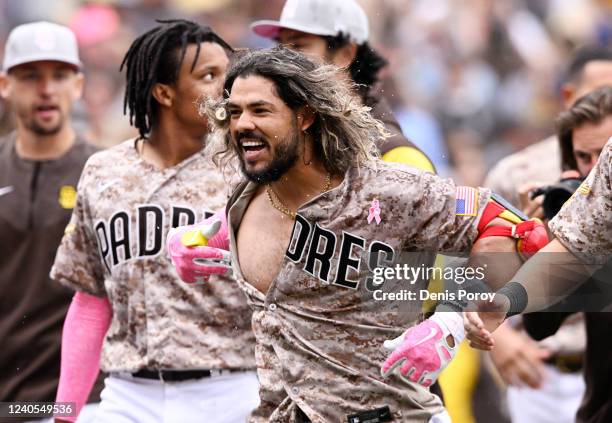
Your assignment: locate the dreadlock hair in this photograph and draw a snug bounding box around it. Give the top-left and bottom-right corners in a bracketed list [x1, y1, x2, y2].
[323, 32, 388, 98]
[120, 19, 233, 139]
[202, 46, 386, 176]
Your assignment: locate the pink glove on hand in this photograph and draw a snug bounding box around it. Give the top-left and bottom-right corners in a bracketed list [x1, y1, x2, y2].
[167, 211, 231, 284]
[381, 312, 464, 387]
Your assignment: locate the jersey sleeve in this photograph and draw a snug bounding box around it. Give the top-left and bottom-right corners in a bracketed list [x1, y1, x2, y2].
[401, 171, 491, 254]
[549, 139, 612, 261]
[50, 160, 107, 297]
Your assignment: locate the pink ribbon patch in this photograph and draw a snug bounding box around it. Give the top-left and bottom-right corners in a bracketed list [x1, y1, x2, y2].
[367, 199, 382, 225]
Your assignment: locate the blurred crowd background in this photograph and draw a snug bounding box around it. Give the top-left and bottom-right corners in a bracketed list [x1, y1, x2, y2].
[1, 0, 612, 184]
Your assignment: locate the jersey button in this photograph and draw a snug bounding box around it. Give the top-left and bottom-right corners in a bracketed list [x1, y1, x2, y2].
[291, 387, 299, 395]
[269, 303, 277, 311]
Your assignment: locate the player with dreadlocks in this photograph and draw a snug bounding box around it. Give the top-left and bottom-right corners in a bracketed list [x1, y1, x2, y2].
[52, 20, 259, 422]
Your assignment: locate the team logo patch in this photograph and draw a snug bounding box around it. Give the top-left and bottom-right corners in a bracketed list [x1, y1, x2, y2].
[58, 185, 77, 209]
[455, 186, 478, 216]
[577, 181, 591, 196]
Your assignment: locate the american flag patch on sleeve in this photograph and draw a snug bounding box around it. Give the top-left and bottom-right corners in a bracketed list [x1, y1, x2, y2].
[455, 186, 479, 216]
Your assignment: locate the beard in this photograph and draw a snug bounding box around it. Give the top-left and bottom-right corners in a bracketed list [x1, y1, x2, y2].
[28, 120, 63, 136]
[238, 125, 301, 184]
[20, 109, 65, 136]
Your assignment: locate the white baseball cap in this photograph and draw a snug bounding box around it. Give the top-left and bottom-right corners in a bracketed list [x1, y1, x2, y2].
[2, 21, 82, 72]
[250, 0, 369, 44]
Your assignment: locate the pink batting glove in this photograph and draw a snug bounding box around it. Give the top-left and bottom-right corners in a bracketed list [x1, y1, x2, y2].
[166, 212, 232, 284]
[381, 312, 464, 387]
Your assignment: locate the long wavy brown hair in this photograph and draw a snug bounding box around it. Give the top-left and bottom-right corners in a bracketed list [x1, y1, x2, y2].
[201, 46, 387, 176]
[557, 86, 612, 171]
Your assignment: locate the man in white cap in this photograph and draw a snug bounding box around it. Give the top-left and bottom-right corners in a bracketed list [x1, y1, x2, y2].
[0, 21, 100, 421]
[251, 0, 435, 173]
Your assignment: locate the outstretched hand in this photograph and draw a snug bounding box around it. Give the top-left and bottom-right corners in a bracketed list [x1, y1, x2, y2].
[489, 323, 551, 388]
[463, 294, 510, 350]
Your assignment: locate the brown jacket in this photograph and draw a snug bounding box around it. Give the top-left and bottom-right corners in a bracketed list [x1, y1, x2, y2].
[0, 133, 101, 402]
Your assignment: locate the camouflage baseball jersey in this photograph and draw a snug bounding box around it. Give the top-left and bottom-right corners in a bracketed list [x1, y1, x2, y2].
[484, 136, 560, 207]
[549, 137, 612, 261]
[51, 139, 255, 372]
[227, 160, 492, 422]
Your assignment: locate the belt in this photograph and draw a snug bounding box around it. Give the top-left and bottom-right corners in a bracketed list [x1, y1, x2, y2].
[347, 406, 392, 423]
[129, 368, 248, 382]
[545, 353, 583, 373]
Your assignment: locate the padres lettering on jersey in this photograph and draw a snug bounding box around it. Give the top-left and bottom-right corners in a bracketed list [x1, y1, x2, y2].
[286, 214, 394, 291]
[95, 205, 213, 272]
[51, 139, 255, 372]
